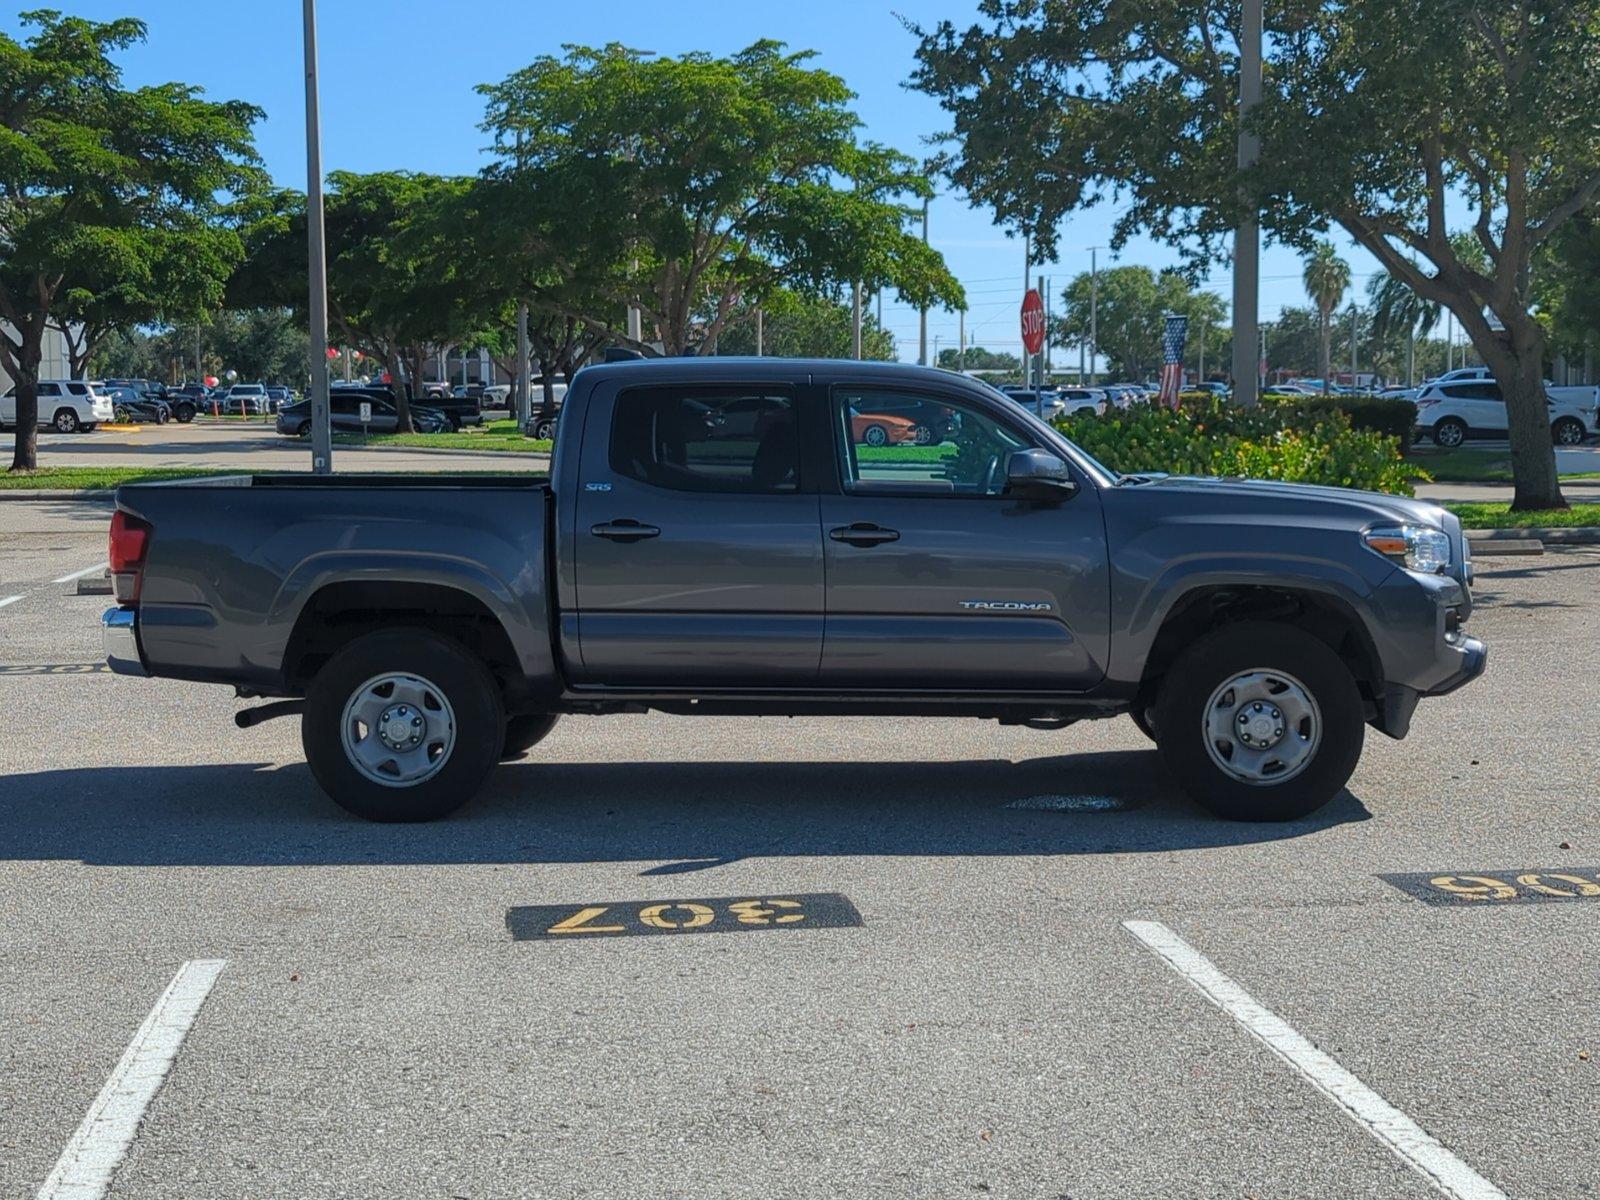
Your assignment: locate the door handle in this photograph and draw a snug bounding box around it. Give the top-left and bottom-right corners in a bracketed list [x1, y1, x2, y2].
[591, 519, 661, 543]
[829, 523, 901, 547]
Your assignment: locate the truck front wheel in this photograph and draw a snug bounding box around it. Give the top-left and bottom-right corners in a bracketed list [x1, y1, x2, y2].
[1153, 621, 1363, 821]
[302, 629, 504, 821]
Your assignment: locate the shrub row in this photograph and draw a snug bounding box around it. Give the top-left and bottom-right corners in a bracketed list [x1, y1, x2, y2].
[1056, 399, 1419, 496]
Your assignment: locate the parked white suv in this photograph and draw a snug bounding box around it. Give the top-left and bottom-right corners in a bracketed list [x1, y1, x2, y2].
[0, 379, 114, 433]
[1413, 380, 1599, 447]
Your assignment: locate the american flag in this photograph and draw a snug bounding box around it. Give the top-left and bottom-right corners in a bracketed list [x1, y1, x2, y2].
[1158, 314, 1189, 408]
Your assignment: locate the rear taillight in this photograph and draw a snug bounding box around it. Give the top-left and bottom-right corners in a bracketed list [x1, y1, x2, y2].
[109, 510, 152, 604]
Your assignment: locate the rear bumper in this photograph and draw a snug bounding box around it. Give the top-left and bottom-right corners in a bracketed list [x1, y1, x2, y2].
[102, 606, 148, 676]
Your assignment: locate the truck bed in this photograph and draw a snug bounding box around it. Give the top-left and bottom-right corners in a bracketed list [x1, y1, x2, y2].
[116, 474, 556, 694]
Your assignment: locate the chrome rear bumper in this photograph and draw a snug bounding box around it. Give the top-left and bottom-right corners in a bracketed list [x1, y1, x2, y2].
[102, 606, 147, 676]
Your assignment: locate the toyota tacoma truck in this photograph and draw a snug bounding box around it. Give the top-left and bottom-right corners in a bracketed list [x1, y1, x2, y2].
[101, 358, 1485, 823]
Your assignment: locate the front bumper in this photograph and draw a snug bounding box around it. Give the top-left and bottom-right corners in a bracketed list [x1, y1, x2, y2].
[102, 606, 148, 676]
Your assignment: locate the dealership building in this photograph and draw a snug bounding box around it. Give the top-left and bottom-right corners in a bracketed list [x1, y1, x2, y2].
[0, 325, 72, 392]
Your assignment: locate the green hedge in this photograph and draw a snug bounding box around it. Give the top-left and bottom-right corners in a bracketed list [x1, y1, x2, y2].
[1056, 399, 1419, 495]
[1274, 394, 1418, 443]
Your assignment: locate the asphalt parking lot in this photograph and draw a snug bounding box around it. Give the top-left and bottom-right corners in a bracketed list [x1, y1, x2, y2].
[2, 497, 1597, 1199]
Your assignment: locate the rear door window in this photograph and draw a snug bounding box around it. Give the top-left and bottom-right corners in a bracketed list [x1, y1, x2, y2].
[610, 388, 799, 494]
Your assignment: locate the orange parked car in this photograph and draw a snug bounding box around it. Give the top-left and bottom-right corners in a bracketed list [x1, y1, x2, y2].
[849, 408, 927, 447]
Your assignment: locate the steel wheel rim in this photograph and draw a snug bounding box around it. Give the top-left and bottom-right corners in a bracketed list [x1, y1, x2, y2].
[1556, 421, 1582, 446]
[339, 671, 457, 788]
[1202, 669, 1321, 787]
[1436, 422, 1463, 447]
[55, 413, 74, 432]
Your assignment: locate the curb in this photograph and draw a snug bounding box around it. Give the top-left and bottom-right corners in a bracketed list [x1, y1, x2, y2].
[1467, 527, 1600, 545]
[0, 489, 114, 501]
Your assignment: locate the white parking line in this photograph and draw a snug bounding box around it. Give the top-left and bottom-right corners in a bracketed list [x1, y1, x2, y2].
[1123, 921, 1507, 1200]
[36, 959, 227, 1200]
[53, 562, 108, 584]
[0, 594, 22, 610]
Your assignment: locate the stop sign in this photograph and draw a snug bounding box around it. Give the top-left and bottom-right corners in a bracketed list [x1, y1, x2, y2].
[1020, 289, 1046, 356]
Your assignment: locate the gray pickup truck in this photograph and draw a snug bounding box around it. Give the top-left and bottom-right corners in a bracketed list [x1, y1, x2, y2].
[102, 358, 1485, 823]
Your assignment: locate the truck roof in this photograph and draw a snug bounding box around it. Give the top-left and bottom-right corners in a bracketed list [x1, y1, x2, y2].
[576, 357, 980, 389]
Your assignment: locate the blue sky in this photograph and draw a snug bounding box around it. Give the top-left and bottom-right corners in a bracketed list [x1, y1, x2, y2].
[9, 0, 1405, 367]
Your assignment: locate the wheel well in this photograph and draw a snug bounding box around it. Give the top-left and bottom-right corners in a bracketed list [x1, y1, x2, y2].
[1140, 586, 1382, 704]
[284, 581, 520, 693]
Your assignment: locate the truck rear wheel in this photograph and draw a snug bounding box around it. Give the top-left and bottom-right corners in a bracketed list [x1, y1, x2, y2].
[501, 713, 560, 760]
[302, 629, 504, 821]
[1153, 621, 1363, 822]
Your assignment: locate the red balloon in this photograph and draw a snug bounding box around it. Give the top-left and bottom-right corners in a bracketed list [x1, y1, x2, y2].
[352, 351, 363, 361]
[203, 375, 218, 387]
[326, 347, 340, 360]
[379, 372, 392, 384]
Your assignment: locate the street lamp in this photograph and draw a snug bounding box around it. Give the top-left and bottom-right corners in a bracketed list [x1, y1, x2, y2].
[1231, 0, 1263, 407]
[302, 0, 333, 472]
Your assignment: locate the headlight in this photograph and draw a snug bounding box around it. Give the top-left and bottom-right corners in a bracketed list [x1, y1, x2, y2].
[1364, 524, 1452, 574]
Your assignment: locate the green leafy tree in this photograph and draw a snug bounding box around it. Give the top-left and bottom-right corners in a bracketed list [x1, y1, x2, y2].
[1302, 244, 1352, 392]
[936, 345, 1020, 373]
[0, 10, 261, 469]
[1368, 274, 1442, 387]
[911, 0, 1600, 509]
[716, 290, 895, 360]
[405, 174, 611, 423]
[1050, 267, 1226, 382]
[232, 174, 482, 430]
[478, 41, 964, 357]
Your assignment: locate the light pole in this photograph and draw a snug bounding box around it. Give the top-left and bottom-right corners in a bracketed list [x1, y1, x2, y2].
[302, 0, 332, 473]
[852, 280, 863, 360]
[1088, 249, 1100, 388]
[918, 197, 930, 365]
[1231, 0, 1263, 407]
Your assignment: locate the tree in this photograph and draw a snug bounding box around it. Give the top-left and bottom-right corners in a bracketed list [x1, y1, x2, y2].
[716, 290, 895, 360]
[405, 174, 611, 424]
[936, 345, 1019, 373]
[1302, 244, 1352, 392]
[233, 174, 479, 431]
[0, 11, 261, 469]
[1050, 267, 1226, 382]
[911, 0, 1600, 508]
[478, 42, 964, 357]
[1368, 274, 1442, 387]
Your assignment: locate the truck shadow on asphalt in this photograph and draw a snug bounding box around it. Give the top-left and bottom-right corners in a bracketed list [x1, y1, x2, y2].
[0, 749, 1368, 867]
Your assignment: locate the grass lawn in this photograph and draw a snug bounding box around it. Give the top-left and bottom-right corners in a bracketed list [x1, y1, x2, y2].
[1411, 445, 1600, 484]
[0, 466, 241, 490]
[333, 425, 552, 453]
[1446, 502, 1600, 529]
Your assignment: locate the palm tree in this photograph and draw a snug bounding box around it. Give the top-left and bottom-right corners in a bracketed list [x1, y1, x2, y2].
[1367, 271, 1442, 387]
[1303, 242, 1352, 393]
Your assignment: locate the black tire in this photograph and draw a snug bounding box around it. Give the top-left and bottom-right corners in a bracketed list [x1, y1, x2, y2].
[533, 419, 555, 440]
[863, 424, 888, 447]
[1129, 706, 1157, 744]
[296, 420, 311, 437]
[175, 403, 195, 423]
[1153, 621, 1364, 822]
[501, 713, 560, 760]
[53, 409, 80, 433]
[301, 628, 504, 822]
[156, 408, 169, 425]
[1552, 416, 1586, 447]
[1433, 417, 1467, 448]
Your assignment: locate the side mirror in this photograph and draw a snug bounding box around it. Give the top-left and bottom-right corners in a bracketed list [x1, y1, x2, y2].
[1005, 448, 1079, 500]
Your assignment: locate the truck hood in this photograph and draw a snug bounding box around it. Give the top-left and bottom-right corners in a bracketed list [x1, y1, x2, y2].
[1122, 474, 1447, 528]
